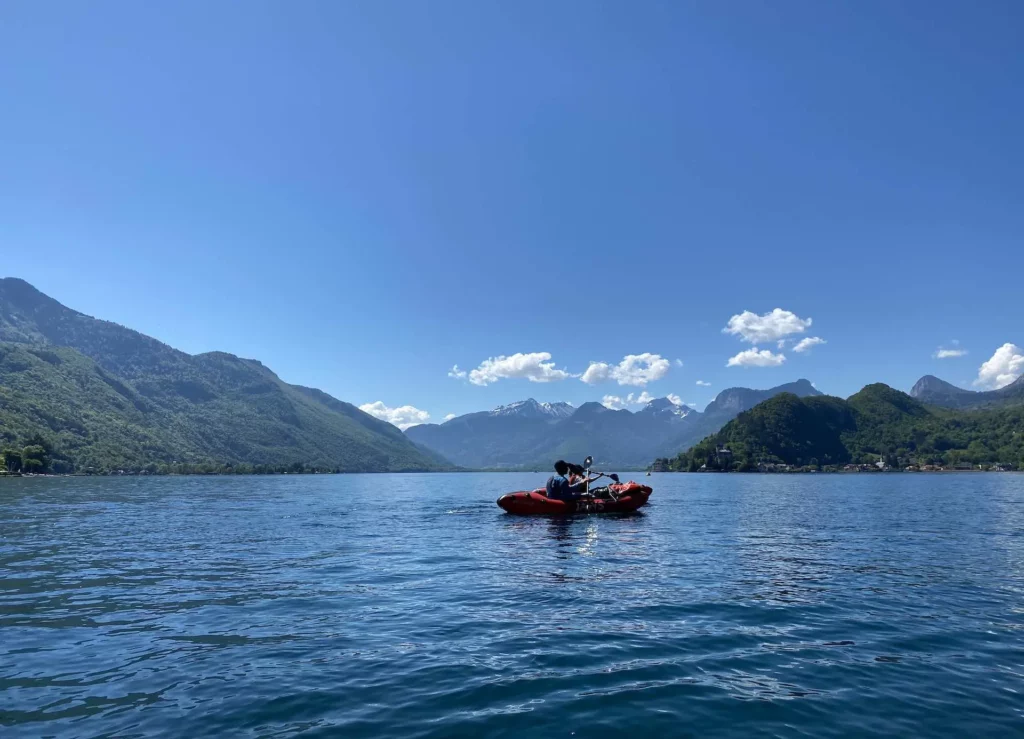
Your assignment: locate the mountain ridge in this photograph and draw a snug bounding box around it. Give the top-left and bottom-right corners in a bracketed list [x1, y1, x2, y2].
[909, 373, 1024, 410]
[0, 278, 449, 472]
[490, 398, 575, 419]
[406, 381, 823, 469]
[659, 383, 1024, 471]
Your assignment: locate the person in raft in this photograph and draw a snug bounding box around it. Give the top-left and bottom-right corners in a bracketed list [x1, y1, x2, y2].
[546, 460, 600, 501]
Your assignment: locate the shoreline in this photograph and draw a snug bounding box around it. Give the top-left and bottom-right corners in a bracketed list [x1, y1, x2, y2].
[3, 469, 1022, 479]
[662, 469, 1021, 475]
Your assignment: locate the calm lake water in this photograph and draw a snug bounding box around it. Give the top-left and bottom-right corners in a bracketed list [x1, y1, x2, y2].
[2, 473, 1023, 737]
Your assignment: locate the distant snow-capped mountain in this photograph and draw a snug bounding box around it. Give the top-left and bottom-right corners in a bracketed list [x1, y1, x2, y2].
[406, 382, 820, 469]
[638, 397, 694, 420]
[490, 398, 575, 419]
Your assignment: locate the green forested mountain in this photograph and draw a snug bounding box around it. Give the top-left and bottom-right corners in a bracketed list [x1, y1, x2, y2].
[657, 384, 1024, 471]
[0, 278, 449, 473]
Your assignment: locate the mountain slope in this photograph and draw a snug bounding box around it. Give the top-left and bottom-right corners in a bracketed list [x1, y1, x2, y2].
[910, 374, 1024, 409]
[659, 384, 1024, 470]
[407, 380, 823, 469]
[403, 399, 570, 469]
[701, 379, 822, 422]
[0, 278, 448, 472]
[657, 379, 823, 457]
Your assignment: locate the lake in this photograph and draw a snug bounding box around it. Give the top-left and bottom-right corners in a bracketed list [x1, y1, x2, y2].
[1, 473, 1023, 737]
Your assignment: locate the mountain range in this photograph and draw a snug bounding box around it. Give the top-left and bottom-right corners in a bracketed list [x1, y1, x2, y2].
[0, 278, 448, 472]
[405, 380, 823, 469]
[662, 383, 1024, 471]
[4, 278, 1020, 476]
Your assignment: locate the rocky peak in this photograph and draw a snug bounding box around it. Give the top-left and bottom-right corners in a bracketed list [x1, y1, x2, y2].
[491, 398, 574, 419]
[910, 375, 966, 398]
[641, 397, 694, 419]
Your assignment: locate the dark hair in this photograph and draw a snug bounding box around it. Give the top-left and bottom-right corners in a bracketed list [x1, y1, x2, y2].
[554, 460, 569, 476]
[567, 462, 585, 476]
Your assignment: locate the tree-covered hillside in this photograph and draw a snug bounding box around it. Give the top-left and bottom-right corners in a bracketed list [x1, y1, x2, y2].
[0, 279, 450, 474]
[656, 385, 1024, 471]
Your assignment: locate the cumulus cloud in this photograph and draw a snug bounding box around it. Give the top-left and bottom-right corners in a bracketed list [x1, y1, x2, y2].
[443, 413, 456, 421]
[666, 393, 684, 406]
[696, 380, 711, 387]
[461, 352, 571, 386]
[582, 362, 612, 384]
[448, 365, 467, 379]
[359, 401, 431, 430]
[581, 353, 671, 387]
[602, 394, 629, 410]
[727, 348, 786, 368]
[724, 309, 812, 344]
[975, 343, 1024, 389]
[793, 336, 826, 353]
[634, 390, 655, 404]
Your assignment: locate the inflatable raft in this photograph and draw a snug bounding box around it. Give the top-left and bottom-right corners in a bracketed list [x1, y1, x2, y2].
[496, 482, 653, 515]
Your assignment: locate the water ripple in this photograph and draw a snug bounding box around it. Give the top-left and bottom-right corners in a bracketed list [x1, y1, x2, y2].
[2, 473, 1024, 737]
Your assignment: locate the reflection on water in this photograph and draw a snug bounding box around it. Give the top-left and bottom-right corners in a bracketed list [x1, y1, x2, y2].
[2, 473, 1024, 738]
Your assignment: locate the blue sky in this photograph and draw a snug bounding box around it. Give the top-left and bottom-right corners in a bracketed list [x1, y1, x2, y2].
[2, 1, 1022, 428]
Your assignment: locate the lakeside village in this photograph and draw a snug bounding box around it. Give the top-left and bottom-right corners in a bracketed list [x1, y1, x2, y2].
[651, 446, 1019, 474]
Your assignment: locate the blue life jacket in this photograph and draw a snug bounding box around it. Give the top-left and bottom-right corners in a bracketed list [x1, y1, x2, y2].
[546, 474, 570, 499]
[546, 474, 585, 500]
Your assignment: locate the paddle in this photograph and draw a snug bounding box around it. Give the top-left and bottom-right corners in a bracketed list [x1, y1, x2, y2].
[581, 456, 621, 500]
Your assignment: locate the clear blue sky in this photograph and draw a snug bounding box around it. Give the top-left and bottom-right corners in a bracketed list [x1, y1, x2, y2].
[2, 1, 1022, 426]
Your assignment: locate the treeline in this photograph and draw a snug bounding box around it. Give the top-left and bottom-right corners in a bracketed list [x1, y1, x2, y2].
[1, 433, 54, 473]
[0, 434, 345, 476]
[655, 385, 1024, 472]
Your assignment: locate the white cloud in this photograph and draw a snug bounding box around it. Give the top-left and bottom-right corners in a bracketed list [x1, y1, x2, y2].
[601, 390, 656, 409]
[666, 393, 684, 406]
[448, 365, 467, 379]
[724, 309, 812, 344]
[582, 362, 612, 384]
[674, 358, 684, 368]
[975, 343, 1024, 389]
[602, 394, 628, 410]
[359, 401, 431, 430]
[727, 348, 786, 368]
[793, 336, 826, 354]
[696, 380, 711, 387]
[464, 352, 571, 386]
[581, 353, 670, 387]
[934, 347, 967, 359]
[443, 413, 456, 421]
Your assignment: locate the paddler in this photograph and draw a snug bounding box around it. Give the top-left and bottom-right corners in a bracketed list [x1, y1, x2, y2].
[545, 460, 600, 501]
